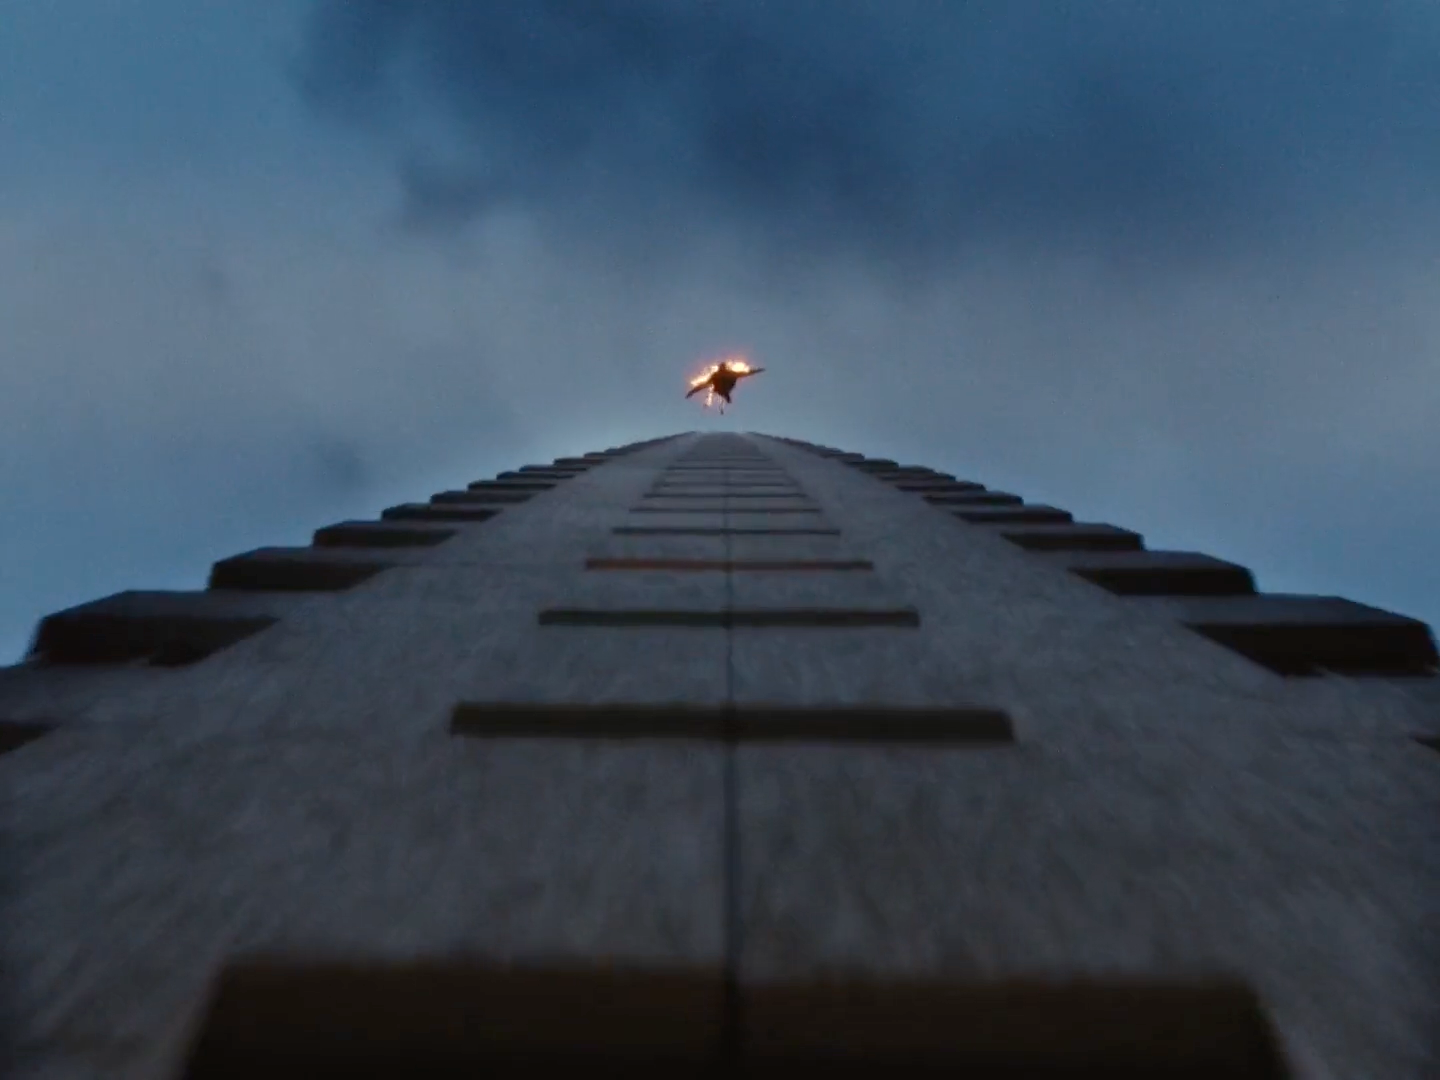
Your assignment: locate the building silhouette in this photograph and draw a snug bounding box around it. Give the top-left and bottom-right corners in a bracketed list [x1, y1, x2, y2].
[0, 431, 1436, 1077]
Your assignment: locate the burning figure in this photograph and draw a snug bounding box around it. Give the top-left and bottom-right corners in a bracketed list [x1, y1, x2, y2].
[686, 357, 765, 413]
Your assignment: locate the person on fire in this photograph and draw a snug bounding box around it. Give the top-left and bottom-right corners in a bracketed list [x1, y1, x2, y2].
[685, 359, 765, 413]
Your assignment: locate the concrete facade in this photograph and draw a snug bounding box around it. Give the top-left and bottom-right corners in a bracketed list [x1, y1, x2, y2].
[0, 431, 1436, 1077]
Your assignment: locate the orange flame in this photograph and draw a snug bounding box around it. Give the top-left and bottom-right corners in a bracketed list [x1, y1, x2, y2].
[688, 355, 754, 408]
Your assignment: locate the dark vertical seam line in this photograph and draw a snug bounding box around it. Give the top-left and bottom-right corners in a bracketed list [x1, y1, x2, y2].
[720, 454, 743, 1068]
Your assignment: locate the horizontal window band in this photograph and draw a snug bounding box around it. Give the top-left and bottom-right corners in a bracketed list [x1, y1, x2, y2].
[642, 491, 807, 498]
[452, 703, 1011, 743]
[629, 507, 821, 514]
[662, 469, 788, 475]
[584, 558, 875, 572]
[659, 478, 791, 484]
[182, 962, 1285, 1075]
[614, 527, 842, 536]
[648, 496, 808, 502]
[537, 609, 919, 628]
[659, 479, 790, 485]
[744, 975, 1286, 1069]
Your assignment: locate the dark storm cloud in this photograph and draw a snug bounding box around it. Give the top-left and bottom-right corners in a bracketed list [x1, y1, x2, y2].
[300, 0, 1440, 262]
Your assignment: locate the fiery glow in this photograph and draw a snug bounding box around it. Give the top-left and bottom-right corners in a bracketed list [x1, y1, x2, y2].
[688, 355, 754, 408]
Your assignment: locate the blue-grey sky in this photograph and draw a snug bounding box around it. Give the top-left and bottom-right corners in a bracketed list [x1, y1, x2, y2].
[3, 0, 1438, 663]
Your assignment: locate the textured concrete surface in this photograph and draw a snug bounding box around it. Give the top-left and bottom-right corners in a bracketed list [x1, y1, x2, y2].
[0, 431, 1436, 1077]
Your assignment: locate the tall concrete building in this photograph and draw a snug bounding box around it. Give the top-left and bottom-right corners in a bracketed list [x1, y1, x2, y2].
[1, 431, 1436, 1078]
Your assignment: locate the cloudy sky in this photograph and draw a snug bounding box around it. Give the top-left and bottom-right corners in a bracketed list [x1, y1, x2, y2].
[3, 0, 1438, 663]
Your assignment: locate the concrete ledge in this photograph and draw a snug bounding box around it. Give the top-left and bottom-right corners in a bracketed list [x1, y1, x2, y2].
[999, 523, 1144, 552]
[431, 489, 534, 505]
[466, 479, 558, 492]
[895, 479, 984, 493]
[954, 505, 1074, 525]
[209, 548, 393, 592]
[1173, 594, 1440, 676]
[878, 471, 957, 483]
[1059, 551, 1256, 596]
[381, 503, 502, 523]
[312, 521, 457, 548]
[507, 466, 586, 478]
[28, 590, 278, 665]
[925, 491, 1024, 506]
